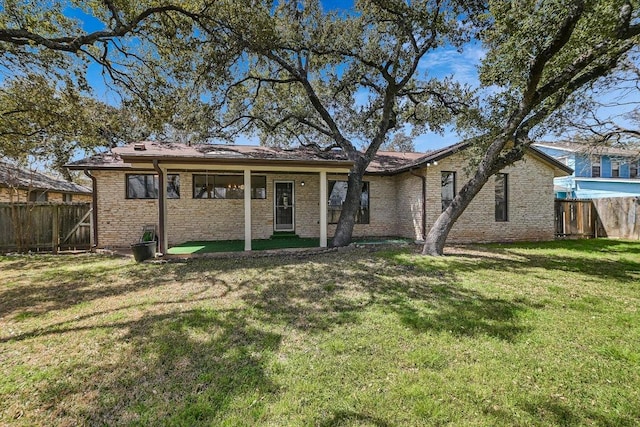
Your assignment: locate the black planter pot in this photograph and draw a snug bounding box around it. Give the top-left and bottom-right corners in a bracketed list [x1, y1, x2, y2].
[131, 241, 157, 262]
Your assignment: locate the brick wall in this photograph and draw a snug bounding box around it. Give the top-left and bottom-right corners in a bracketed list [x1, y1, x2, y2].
[0, 187, 91, 203]
[395, 151, 556, 243]
[326, 174, 398, 238]
[0, 187, 23, 202]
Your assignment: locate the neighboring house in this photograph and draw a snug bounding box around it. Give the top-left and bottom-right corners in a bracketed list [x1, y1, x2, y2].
[66, 141, 571, 253]
[0, 161, 92, 203]
[534, 141, 640, 199]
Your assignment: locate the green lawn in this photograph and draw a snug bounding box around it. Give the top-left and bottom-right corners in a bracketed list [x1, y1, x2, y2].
[1, 239, 639, 426]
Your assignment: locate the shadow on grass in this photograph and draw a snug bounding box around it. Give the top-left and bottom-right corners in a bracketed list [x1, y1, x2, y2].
[487, 238, 640, 255]
[519, 396, 640, 427]
[4, 240, 639, 424]
[0, 256, 166, 319]
[40, 308, 280, 425]
[234, 253, 531, 340]
[443, 254, 640, 285]
[316, 410, 391, 427]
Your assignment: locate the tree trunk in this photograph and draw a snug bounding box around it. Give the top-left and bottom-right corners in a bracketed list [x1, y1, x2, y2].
[331, 160, 367, 247]
[422, 174, 491, 255]
[422, 138, 510, 256]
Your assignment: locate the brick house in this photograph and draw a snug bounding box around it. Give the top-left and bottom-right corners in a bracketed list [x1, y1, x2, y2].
[0, 161, 92, 203]
[66, 141, 571, 253]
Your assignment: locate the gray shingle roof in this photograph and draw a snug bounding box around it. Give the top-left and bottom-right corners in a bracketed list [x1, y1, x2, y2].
[66, 140, 572, 177]
[0, 161, 91, 194]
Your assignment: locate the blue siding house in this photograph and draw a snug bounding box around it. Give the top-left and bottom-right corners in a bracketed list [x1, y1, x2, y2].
[533, 141, 640, 199]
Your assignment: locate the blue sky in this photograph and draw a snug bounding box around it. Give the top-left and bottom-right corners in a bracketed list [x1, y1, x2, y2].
[69, 1, 478, 152]
[57, 2, 639, 152]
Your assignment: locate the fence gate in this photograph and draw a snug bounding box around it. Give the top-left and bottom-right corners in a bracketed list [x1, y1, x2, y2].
[0, 202, 91, 253]
[554, 199, 599, 238]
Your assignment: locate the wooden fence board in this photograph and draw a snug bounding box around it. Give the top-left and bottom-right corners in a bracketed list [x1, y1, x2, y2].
[0, 202, 91, 252]
[555, 200, 596, 238]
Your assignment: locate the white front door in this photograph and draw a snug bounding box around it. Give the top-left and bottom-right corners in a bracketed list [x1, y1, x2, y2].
[274, 181, 295, 231]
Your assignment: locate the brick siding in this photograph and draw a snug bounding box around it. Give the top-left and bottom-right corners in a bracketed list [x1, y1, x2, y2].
[0, 187, 91, 203]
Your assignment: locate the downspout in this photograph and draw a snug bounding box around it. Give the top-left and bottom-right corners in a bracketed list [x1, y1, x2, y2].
[409, 168, 427, 241]
[83, 168, 98, 249]
[152, 159, 165, 254]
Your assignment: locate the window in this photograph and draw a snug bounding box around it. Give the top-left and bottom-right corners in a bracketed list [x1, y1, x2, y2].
[328, 181, 369, 224]
[167, 175, 180, 198]
[591, 156, 601, 177]
[611, 160, 620, 178]
[441, 171, 456, 211]
[63, 193, 73, 202]
[251, 176, 267, 199]
[192, 174, 267, 199]
[126, 174, 180, 199]
[28, 190, 47, 202]
[631, 161, 638, 179]
[495, 173, 508, 222]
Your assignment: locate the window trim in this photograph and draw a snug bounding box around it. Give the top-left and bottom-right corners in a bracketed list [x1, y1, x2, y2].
[441, 171, 456, 212]
[495, 173, 508, 222]
[630, 161, 638, 179]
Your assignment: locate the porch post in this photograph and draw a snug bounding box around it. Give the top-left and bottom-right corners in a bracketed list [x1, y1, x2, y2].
[244, 168, 252, 251]
[153, 160, 168, 254]
[320, 171, 328, 247]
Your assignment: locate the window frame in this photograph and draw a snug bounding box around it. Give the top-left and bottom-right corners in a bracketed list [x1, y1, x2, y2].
[327, 180, 370, 225]
[441, 171, 456, 212]
[495, 173, 508, 222]
[630, 161, 638, 179]
[126, 173, 180, 199]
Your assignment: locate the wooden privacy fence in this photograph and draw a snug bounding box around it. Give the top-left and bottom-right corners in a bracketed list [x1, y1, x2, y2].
[0, 202, 91, 253]
[592, 197, 640, 240]
[555, 197, 640, 239]
[555, 199, 600, 238]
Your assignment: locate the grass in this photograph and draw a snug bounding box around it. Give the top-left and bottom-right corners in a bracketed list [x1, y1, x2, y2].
[1, 239, 639, 426]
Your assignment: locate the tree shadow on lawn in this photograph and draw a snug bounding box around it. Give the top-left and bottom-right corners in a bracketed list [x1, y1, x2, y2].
[442, 243, 640, 285]
[10, 245, 633, 424]
[0, 257, 173, 320]
[488, 239, 640, 255]
[37, 308, 281, 426]
[17, 251, 532, 424]
[236, 253, 532, 341]
[517, 395, 640, 427]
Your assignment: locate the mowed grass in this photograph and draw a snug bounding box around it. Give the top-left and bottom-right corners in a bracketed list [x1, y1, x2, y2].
[1, 239, 639, 426]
